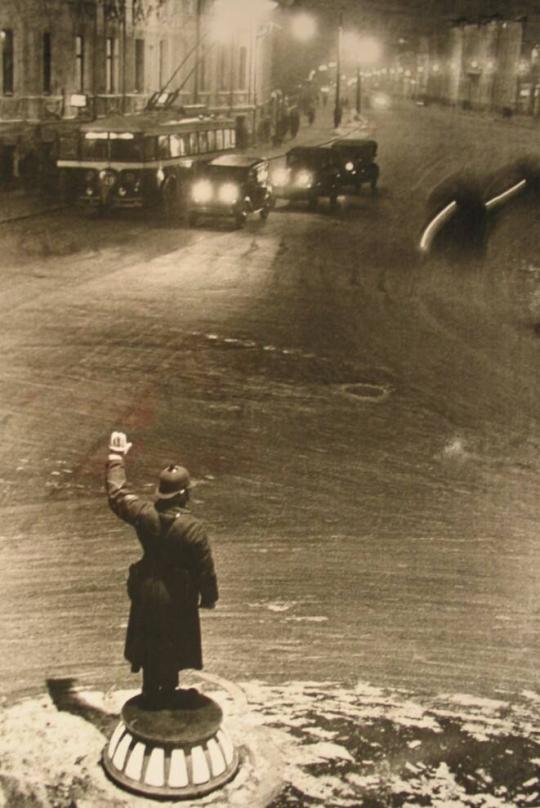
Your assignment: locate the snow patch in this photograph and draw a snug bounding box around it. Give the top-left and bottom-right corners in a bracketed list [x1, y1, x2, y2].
[266, 601, 297, 612]
[440, 435, 470, 462]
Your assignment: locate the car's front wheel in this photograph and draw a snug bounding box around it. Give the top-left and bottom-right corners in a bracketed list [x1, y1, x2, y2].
[235, 204, 248, 228]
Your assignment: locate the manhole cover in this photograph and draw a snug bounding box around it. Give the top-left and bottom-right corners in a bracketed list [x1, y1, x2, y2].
[340, 383, 389, 401]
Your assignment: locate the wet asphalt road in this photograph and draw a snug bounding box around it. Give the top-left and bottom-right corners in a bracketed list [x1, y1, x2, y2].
[1, 102, 540, 708]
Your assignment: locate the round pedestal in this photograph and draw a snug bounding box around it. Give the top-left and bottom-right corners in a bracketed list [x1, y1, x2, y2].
[102, 689, 239, 799]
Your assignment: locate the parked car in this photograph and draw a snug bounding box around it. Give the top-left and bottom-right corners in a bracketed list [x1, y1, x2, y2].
[271, 146, 343, 209]
[330, 138, 380, 194]
[187, 154, 273, 228]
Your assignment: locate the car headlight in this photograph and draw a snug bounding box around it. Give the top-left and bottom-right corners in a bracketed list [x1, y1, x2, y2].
[295, 170, 313, 188]
[118, 187, 127, 197]
[345, 161, 354, 172]
[218, 182, 240, 204]
[192, 180, 213, 203]
[99, 169, 117, 187]
[372, 92, 390, 109]
[156, 168, 165, 183]
[272, 168, 289, 186]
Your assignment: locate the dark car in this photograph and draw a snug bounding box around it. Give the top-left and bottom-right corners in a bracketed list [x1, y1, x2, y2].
[271, 146, 343, 208]
[187, 154, 273, 228]
[331, 138, 380, 193]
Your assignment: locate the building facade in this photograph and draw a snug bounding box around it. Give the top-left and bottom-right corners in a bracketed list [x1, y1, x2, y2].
[0, 0, 275, 183]
[417, 18, 524, 113]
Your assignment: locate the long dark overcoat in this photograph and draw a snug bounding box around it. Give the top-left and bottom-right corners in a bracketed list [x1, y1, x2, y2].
[106, 456, 218, 677]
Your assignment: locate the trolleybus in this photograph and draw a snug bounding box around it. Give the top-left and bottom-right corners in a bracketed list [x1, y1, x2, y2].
[57, 111, 237, 218]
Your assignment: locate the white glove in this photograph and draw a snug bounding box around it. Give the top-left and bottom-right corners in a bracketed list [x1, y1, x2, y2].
[109, 431, 132, 455]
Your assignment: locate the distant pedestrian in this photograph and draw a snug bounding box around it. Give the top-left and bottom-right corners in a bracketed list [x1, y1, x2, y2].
[307, 105, 316, 125]
[290, 106, 300, 139]
[282, 109, 291, 140]
[106, 431, 218, 707]
[274, 112, 287, 145]
[235, 116, 249, 150]
[259, 115, 271, 143]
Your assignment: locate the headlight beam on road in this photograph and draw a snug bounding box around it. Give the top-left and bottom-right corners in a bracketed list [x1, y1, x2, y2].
[419, 201, 457, 254]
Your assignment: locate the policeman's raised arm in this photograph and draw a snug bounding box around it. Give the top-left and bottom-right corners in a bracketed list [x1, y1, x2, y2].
[105, 431, 147, 525]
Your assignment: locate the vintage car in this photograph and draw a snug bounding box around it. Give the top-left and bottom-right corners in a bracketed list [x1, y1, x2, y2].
[186, 154, 273, 228]
[330, 138, 380, 193]
[271, 146, 343, 208]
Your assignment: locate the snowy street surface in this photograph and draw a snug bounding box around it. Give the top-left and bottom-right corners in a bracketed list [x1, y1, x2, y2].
[1, 676, 540, 806]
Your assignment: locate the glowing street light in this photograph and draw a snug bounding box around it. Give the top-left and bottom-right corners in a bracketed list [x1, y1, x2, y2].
[290, 12, 317, 42]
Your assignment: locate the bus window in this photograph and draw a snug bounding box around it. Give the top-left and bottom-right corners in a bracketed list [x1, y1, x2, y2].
[81, 131, 108, 160]
[223, 129, 230, 148]
[188, 132, 198, 154]
[110, 132, 142, 161]
[199, 131, 209, 153]
[216, 130, 224, 150]
[144, 136, 156, 161]
[230, 129, 236, 147]
[170, 133, 186, 157]
[207, 130, 216, 151]
[157, 135, 170, 159]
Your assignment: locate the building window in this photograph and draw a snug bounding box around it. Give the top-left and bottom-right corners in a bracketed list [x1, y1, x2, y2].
[75, 35, 84, 92]
[238, 45, 247, 89]
[1, 29, 14, 95]
[134, 38, 144, 92]
[159, 39, 167, 89]
[106, 36, 115, 92]
[43, 32, 52, 93]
